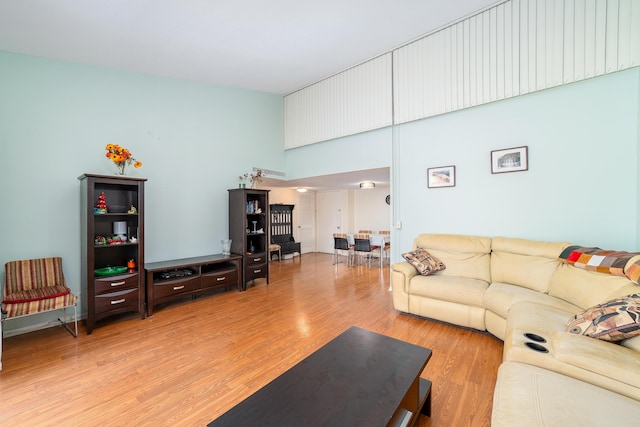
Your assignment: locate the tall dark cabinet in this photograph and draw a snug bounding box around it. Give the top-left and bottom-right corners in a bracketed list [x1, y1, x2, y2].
[270, 204, 301, 259]
[79, 174, 146, 334]
[228, 188, 269, 290]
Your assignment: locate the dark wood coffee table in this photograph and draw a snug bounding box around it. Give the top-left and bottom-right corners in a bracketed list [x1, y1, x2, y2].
[208, 326, 432, 427]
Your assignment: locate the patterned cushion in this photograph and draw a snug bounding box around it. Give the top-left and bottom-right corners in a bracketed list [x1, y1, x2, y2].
[566, 294, 640, 342]
[2, 292, 77, 318]
[3, 285, 70, 303]
[402, 248, 446, 276]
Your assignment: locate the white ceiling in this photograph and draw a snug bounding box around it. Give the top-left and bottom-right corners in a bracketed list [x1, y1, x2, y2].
[0, 0, 499, 191]
[0, 0, 499, 95]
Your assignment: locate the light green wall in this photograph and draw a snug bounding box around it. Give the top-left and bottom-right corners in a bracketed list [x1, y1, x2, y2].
[0, 51, 283, 331]
[285, 127, 392, 179]
[1, 49, 639, 334]
[283, 68, 640, 257]
[392, 68, 640, 255]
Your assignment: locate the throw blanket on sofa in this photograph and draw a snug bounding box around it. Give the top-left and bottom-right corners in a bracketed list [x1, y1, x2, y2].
[558, 246, 640, 284]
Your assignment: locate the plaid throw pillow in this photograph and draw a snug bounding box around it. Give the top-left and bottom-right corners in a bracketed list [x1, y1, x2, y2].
[402, 248, 446, 276]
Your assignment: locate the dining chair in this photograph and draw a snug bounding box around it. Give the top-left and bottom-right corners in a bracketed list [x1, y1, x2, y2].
[353, 233, 380, 268]
[333, 233, 353, 266]
[358, 229, 373, 234]
[379, 230, 391, 265]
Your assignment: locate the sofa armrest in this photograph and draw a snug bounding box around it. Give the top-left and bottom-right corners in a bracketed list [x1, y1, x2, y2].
[391, 261, 418, 279]
[391, 261, 418, 313]
[553, 331, 640, 388]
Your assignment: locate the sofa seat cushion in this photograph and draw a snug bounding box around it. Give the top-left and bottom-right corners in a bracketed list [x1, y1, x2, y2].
[552, 329, 640, 389]
[492, 361, 640, 427]
[408, 274, 488, 307]
[484, 283, 579, 320]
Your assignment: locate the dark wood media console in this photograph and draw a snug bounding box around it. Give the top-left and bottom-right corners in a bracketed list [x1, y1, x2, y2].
[144, 254, 242, 316]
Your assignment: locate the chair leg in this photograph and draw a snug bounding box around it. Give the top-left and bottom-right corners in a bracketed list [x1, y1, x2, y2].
[57, 305, 78, 338]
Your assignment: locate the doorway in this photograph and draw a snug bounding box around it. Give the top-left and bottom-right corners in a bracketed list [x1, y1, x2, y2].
[316, 190, 344, 254]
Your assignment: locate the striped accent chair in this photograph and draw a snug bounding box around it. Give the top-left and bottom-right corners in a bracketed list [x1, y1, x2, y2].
[1, 257, 78, 339]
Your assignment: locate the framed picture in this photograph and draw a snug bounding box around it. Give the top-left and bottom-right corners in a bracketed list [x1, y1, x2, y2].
[491, 146, 528, 174]
[427, 165, 456, 188]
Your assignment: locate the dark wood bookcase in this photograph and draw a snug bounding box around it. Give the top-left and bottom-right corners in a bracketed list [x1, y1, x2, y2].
[270, 203, 301, 259]
[79, 173, 146, 334]
[228, 188, 269, 289]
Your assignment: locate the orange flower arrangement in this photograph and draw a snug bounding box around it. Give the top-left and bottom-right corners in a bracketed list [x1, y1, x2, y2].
[105, 144, 142, 175]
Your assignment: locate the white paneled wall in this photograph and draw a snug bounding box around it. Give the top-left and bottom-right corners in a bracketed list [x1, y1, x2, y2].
[394, 0, 640, 124]
[284, 53, 392, 149]
[285, 0, 640, 147]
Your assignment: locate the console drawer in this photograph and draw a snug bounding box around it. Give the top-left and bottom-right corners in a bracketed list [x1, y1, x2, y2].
[95, 272, 138, 295]
[153, 276, 200, 299]
[95, 288, 139, 314]
[246, 253, 266, 267]
[245, 263, 267, 281]
[202, 268, 238, 289]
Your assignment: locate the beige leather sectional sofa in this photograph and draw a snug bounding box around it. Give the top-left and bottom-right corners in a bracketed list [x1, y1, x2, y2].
[391, 234, 640, 426]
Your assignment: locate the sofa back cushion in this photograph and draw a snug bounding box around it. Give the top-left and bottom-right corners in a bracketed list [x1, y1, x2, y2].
[413, 234, 491, 283]
[491, 237, 570, 293]
[548, 264, 636, 309]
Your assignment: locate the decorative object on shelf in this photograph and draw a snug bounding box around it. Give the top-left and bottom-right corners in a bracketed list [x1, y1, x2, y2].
[105, 143, 143, 175]
[427, 165, 456, 188]
[491, 146, 528, 174]
[107, 236, 127, 245]
[127, 259, 136, 272]
[94, 266, 128, 276]
[239, 168, 264, 189]
[113, 221, 127, 241]
[238, 175, 247, 188]
[95, 192, 107, 214]
[127, 225, 138, 242]
[221, 239, 232, 256]
[127, 205, 137, 214]
[94, 235, 107, 245]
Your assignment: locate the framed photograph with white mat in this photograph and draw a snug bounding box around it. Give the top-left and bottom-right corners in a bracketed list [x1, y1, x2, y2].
[491, 146, 528, 174]
[427, 165, 455, 188]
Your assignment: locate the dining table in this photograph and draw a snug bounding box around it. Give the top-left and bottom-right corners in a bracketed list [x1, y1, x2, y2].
[346, 233, 390, 269]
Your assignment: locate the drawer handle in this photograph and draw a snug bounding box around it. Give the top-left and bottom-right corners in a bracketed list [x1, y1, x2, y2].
[217, 277, 226, 281]
[110, 281, 126, 287]
[253, 257, 262, 262]
[253, 269, 261, 273]
[173, 285, 185, 290]
[111, 299, 126, 305]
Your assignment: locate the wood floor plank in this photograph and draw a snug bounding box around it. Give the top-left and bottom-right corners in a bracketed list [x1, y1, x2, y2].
[0, 253, 503, 426]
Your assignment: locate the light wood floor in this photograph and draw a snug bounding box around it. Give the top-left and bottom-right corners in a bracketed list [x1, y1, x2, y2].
[0, 253, 503, 426]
